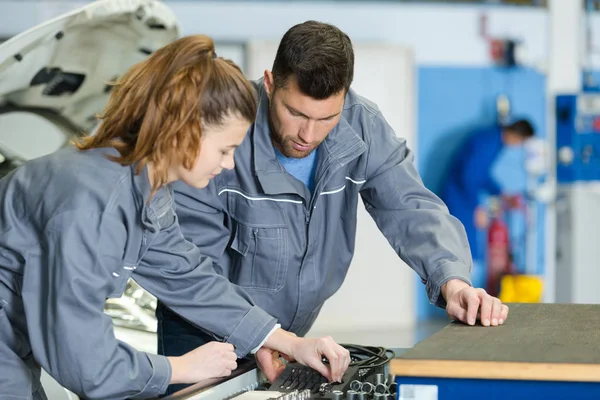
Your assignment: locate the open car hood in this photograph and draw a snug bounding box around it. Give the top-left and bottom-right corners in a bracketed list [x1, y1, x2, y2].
[0, 0, 180, 133]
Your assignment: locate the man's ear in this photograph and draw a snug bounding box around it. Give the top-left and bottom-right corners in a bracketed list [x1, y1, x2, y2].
[263, 70, 274, 98]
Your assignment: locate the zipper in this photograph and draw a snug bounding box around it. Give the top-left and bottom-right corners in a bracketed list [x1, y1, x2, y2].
[308, 141, 365, 215]
[289, 145, 364, 331]
[251, 228, 258, 286]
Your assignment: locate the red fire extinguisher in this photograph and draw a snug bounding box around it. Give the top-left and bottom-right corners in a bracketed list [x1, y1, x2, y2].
[486, 201, 511, 297]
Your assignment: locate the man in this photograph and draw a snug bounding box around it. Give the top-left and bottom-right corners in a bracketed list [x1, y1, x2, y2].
[157, 20, 510, 390]
[440, 119, 535, 261]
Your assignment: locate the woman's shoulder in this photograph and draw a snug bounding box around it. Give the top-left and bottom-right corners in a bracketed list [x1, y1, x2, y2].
[26, 146, 135, 216]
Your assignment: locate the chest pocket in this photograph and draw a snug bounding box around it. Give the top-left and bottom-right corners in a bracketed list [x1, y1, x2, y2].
[226, 192, 290, 293]
[229, 221, 288, 292]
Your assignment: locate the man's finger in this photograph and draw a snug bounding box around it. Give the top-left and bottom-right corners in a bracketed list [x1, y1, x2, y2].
[261, 362, 277, 382]
[320, 338, 341, 382]
[271, 351, 286, 379]
[448, 303, 467, 324]
[329, 346, 347, 383]
[337, 348, 351, 379]
[499, 304, 509, 324]
[490, 297, 503, 326]
[256, 349, 278, 382]
[478, 290, 493, 326]
[272, 358, 285, 381]
[271, 350, 280, 363]
[275, 364, 286, 380]
[307, 358, 330, 382]
[466, 291, 481, 325]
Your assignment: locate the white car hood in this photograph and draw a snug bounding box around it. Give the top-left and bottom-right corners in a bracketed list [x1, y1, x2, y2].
[0, 0, 180, 132]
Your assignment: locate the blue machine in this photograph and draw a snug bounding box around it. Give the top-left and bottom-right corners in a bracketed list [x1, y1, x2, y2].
[394, 377, 600, 399]
[556, 94, 600, 182]
[554, 94, 600, 305]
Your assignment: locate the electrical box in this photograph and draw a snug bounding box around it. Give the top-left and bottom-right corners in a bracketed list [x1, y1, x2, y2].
[556, 94, 600, 182]
[555, 93, 600, 305]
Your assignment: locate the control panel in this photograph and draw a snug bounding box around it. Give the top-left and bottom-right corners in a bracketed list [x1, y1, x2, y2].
[556, 93, 600, 182]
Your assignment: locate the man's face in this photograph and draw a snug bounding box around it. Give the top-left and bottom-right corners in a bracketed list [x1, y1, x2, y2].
[264, 71, 345, 158]
[502, 130, 527, 147]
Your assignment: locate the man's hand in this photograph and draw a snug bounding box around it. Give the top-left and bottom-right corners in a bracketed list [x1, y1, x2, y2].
[257, 329, 297, 382]
[442, 279, 509, 327]
[255, 347, 292, 382]
[264, 329, 350, 382]
[287, 336, 350, 383]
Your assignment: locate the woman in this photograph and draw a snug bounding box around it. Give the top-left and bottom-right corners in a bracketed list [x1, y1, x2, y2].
[0, 35, 349, 400]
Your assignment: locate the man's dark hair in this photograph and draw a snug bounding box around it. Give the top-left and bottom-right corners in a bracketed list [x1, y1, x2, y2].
[504, 119, 535, 138]
[272, 20, 354, 99]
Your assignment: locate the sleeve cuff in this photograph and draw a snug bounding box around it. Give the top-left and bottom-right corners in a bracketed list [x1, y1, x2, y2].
[226, 305, 278, 358]
[250, 323, 281, 354]
[426, 262, 472, 308]
[135, 353, 171, 398]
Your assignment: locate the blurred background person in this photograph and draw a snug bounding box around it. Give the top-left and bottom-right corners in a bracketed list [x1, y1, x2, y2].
[440, 119, 535, 262]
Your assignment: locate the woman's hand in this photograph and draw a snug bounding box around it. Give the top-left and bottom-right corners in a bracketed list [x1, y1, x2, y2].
[168, 341, 238, 384]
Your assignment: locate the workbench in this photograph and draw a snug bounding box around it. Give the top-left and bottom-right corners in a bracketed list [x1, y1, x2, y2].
[391, 303, 600, 399]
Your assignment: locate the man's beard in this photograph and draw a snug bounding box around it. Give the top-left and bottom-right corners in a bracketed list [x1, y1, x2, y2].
[269, 114, 314, 159]
[276, 135, 315, 159]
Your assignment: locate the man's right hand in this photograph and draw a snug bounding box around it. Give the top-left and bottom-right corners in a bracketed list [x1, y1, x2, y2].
[264, 329, 351, 383]
[255, 347, 288, 382]
[168, 341, 238, 384]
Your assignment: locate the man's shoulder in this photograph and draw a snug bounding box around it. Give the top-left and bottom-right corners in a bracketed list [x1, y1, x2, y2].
[343, 88, 382, 119]
[341, 88, 395, 146]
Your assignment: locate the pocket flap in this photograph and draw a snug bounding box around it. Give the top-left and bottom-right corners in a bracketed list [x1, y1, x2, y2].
[230, 223, 250, 256]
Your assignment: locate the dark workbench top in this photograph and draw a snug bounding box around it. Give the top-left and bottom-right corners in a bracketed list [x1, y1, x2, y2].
[390, 303, 600, 382]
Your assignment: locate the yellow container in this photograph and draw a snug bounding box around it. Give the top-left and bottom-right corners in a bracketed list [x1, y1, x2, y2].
[499, 274, 544, 303]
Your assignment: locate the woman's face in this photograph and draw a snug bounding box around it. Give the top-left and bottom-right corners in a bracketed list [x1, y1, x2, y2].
[175, 114, 250, 188]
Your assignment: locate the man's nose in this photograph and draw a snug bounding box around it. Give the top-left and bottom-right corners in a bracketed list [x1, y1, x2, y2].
[299, 119, 317, 143]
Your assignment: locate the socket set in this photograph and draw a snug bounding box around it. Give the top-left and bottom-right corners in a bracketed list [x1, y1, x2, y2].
[342, 377, 397, 399]
[228, 375, 397, 400]
[243, 364, 396, 399]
